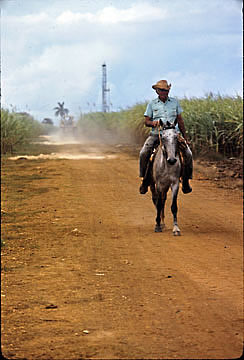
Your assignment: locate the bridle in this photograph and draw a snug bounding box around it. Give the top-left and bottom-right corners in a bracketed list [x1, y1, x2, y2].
[157, 119, 179, 159]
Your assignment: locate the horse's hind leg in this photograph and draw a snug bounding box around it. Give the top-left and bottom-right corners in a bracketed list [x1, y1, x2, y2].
[155, 191, 163, 232]
[171, 183, 181, 236]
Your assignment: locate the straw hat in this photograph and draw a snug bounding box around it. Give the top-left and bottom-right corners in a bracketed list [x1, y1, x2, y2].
[152, 80, 171, 90]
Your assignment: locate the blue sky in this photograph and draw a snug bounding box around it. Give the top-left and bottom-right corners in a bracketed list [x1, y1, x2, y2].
[1, 0, 242, 123]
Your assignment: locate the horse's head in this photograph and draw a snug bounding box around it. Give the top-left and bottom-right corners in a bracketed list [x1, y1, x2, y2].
[159, 120, 178, 165]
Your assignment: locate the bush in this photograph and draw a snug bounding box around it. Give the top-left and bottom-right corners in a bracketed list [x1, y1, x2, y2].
[1, 109, 43, 154]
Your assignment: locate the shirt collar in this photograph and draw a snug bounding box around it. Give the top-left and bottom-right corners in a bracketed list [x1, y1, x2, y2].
[157, 96, 170, 103]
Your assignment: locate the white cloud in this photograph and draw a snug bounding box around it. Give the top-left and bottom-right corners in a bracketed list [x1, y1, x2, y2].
[1, 0, 242, 120]
[56, 3, 167, 25]
[96, 3, 167, 24]
[21, 12, 49, 24]
[164, 71, 216, 98]
[56, 10, 94, 24]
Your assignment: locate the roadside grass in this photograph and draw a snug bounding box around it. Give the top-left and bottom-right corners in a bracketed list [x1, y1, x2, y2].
[1, 108, 58, 155]
[1, 109, 43, 154]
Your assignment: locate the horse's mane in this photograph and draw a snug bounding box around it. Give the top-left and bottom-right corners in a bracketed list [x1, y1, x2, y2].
[159, 119, 176, 130]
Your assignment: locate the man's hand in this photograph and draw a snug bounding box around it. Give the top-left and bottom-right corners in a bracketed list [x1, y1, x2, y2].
[144, 116, 160, 128]
[153, 120, 160, 127]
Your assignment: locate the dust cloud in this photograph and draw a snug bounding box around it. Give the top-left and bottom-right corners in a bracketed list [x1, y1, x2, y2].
[41, 124, 135, 147]
[9, 129, 119, 161]
[8, 121, 137, 161]
[34, 129, 85, 146]
[76, 118, 136, 147]
[9, 153, 117, 160]
[33, 135, 80, 146]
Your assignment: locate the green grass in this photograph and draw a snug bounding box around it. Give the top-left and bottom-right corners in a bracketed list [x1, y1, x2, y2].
[1, 109, 44, 154]
[0, 109, 58, 155]
[77, 94, 243, 157]
[180, 94, 243, 157]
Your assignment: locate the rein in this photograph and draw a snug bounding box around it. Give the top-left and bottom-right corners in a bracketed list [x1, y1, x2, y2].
[157, 123, 167, 159]
[157, 123, 163, 147]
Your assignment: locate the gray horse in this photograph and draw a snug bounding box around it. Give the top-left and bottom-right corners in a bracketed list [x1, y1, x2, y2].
[150, 120, 181, 235]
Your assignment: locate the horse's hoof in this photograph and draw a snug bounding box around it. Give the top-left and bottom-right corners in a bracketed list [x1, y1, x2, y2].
[173, 230, 181, 236]
[155, 225, 162, 232]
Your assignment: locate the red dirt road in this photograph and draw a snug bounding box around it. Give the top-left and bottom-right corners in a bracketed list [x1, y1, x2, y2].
[1, 144, 243, 359]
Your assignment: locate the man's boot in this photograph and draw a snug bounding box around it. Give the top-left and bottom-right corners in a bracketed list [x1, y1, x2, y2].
[182, 164, 193, 194]
[139, 178, 148, 194]
[139, 160, 153, 194]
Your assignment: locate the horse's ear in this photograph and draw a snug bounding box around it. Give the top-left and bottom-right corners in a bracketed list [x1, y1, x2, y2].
[166, 121, 171, 127]
[159, 119, 163, 127]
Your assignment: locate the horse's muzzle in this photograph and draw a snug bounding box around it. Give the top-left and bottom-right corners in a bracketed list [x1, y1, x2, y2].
[167, 157, 177, 165]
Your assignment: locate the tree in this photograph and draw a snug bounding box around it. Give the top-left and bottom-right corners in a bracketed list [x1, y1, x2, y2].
[53, 102, 69, 121]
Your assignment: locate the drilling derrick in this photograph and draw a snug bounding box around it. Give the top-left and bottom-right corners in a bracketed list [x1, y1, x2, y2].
[102, 63, 110, 112]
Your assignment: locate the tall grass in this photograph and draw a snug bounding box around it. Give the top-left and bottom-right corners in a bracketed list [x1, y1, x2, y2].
[1, 109, 43, 154]
[77, 103, 149, 144]
[78, 94, 243, 157]
[180, 94, 243, 157]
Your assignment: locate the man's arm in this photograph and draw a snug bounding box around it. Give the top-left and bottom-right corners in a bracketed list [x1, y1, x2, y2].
[144, 116, 158, 128]
[176, 114, 189, 142]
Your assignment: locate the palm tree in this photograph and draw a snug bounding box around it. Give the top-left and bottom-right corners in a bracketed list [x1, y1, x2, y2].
[53, 102, 69, 121]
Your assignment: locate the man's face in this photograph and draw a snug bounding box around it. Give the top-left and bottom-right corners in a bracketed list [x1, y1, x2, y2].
[156, 88, 169, 101]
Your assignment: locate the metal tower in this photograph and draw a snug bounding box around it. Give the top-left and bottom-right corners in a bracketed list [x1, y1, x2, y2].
[102, 63, 110, 112]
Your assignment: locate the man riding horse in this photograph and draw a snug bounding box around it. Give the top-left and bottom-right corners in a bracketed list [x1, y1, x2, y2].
[139, 79, 193, 194]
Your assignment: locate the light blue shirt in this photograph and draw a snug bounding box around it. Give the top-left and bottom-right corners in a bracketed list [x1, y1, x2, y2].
[144, 97, 183, 134]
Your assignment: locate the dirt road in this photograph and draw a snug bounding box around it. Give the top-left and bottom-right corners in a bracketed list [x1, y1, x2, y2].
[1, 143, 243, 359]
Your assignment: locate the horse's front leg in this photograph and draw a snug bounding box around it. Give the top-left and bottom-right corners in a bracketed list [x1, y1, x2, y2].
[155, 191, 163, 232]
[150, 182, 157, 206]
[160, 191, 167, 230]
[171, 182, 181, 236]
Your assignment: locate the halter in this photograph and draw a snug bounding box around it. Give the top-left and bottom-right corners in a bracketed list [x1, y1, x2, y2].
[157, 119, 178, 158]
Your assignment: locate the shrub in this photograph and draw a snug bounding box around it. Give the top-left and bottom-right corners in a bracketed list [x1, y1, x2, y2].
[1, 109, 43, 154]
